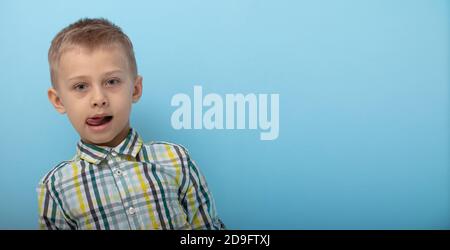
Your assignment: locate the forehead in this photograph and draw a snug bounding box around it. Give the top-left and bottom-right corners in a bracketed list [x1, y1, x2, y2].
[57, 45, 130, 79]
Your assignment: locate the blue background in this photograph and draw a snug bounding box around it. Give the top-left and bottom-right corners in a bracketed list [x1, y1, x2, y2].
[0, 0, 448, 229]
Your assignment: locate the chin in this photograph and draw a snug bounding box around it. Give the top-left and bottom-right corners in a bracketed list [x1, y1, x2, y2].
[82, 133, 114, 145]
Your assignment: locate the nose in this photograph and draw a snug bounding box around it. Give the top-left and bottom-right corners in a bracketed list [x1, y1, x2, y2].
[90, 86, 109, 108]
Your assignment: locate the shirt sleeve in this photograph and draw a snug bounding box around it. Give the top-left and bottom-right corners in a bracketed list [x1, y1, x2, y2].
[37, 181, 76, 230]
[179, 149, 226, 230]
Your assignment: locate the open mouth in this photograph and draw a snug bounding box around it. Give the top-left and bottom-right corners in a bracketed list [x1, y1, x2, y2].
[86, 116, 113, 127]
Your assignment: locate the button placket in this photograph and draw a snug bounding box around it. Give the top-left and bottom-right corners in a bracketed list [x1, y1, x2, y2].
[110, 150, 126, 178]
[128, 206, 136, 215]
[114, 169, 123, 177]
[106, 151, 141, 229]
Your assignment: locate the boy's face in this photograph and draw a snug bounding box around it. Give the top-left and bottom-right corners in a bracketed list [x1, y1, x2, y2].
[48, 45, 142, 147]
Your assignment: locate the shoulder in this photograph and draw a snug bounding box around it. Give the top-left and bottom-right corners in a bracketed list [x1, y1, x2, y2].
[37, 157, 80, 187]
[140, 140, 192, 164]
[145, 140, 190, 157]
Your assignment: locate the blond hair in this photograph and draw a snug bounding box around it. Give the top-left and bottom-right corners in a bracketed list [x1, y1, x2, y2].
[48, 18, 137, 87]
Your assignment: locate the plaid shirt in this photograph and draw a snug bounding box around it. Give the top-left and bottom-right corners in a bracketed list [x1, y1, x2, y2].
[37, 128, 225, 230]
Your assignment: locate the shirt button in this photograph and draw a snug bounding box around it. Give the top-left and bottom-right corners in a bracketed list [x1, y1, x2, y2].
[128, 206, 136, 215]
[114, 169, 122, 177]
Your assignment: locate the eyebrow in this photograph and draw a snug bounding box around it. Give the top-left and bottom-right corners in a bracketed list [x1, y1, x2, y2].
[67, 70, 124, 82]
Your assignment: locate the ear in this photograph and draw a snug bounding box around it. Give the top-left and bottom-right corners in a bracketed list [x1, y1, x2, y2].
[132, 75, 143, 103]
[48, 87, 66, 114]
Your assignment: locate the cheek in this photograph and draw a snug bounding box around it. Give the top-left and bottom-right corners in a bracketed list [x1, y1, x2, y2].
[62, 98, 87, 124]
[112, 94, 133, 117]
[66, 108, 86, 126]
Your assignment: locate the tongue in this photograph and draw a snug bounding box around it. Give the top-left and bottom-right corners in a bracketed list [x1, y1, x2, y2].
[87, 117, 107, 126]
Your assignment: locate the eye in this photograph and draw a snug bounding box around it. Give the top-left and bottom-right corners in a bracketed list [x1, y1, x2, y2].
[106, 78, 121, 86]
[74, 83, 88, 92]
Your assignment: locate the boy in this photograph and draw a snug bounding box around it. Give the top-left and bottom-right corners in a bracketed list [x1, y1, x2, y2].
[37, 18, 225, 230]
